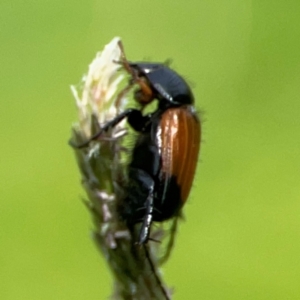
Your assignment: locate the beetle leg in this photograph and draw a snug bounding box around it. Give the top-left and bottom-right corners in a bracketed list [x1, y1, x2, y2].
[135, 206, 162, 215]
[69, 108, 153, 148]
[69, 108, 138, 148]
[159, 217, 178, 265]
[114, 80, 135, 110]
[137, 183, 154, 245]
[117, 40, 132, 75]
[127, 110, 151, 132]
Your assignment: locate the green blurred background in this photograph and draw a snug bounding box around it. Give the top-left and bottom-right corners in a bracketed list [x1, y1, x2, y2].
[1, 1, 300, 299]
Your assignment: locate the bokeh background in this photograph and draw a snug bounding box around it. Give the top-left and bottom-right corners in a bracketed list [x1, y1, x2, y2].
[1, 1, 300, 299]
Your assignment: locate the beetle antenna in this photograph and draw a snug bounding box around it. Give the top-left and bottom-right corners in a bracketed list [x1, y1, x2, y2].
[116, 41, 135, 76]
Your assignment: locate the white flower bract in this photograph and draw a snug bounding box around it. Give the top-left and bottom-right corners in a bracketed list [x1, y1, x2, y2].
[71, 37, 126, 136]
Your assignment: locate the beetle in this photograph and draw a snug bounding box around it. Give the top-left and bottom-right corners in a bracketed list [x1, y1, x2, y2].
[72, 42, 201, 246]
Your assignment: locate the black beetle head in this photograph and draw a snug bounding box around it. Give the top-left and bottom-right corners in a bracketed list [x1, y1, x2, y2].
[129, 62, 194, 106]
